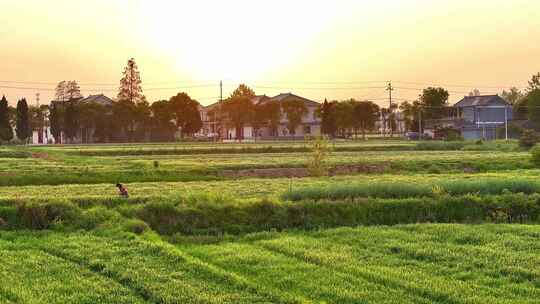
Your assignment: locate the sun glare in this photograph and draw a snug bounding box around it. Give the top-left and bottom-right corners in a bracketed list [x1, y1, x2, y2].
[135, 0, 337, 81]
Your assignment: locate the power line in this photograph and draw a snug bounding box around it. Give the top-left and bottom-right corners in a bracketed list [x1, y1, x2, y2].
[393, 80, 528, 90]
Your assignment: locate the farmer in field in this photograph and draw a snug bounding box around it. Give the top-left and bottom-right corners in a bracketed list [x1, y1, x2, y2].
[116, 183, 129, 198]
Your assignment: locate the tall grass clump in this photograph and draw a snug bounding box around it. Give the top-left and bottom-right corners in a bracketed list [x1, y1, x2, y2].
[282, 178, 540, 201]
[415, 141, 465, 151]
[306, 136, 332, 177]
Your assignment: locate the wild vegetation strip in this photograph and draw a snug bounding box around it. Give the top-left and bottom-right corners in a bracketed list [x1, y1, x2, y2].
[0, 145, 533, 186]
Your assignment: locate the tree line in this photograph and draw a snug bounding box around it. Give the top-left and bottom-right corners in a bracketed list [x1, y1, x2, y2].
[2, 63, 540, 144]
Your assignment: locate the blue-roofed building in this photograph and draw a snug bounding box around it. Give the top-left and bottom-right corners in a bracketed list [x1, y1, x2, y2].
[454, 95, 512, 140]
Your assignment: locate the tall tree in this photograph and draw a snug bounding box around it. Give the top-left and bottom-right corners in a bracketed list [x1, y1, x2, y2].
[169, 93, 202, 138]
[118, 58, 145, 104]
[64, 101, 80, 142]
[150, 100, 176, 141]
[78, 102, 106, 143]
[502, 87, 526, 120]
[528, 72, 540, 91]
[318, 99, 337, 137]
[387, 103, 399, 136]
[66, 81, 82, 100]
[399, 100, 421, 132]
[281, 98, 308, 135]
[16, 99, 31, 142]
[501, 87, 524, 105]
[419, 87, 450, 120]
[231, 84, 255, 99]
[219, 84, 258, 139]
[353, 101, 380, 140]
[49, 101, 64, 144]
[222, 95, 255, 139]
[265, 101, 282, 137]
[0, 96, 13, 142]
[112, 100, 138, 141]
[55, 81, 68, 101]
[334, 101, 355, 137]
[527, 89, 540, 126]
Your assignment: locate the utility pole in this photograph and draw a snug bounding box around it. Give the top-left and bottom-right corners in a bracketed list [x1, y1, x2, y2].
[216, 80, 223, 141]
[386, 81, 394, 137]
[220, 80, 223, 102]
[386, 81, 394, 108]
[35, 93, 40, 107]
[505, 105, 508, 141]
[418, 109, 422, 140]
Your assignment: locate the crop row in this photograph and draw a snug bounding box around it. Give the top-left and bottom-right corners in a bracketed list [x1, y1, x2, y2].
[1, 224, 538, 303]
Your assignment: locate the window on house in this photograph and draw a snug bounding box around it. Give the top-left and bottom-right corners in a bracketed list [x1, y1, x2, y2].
[304, 125, 311, 134]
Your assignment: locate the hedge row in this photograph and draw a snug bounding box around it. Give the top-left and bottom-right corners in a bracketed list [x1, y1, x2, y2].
[2, 193, 538, 235]
[282, 178, 540, 201]
[73, 145, 414, 157]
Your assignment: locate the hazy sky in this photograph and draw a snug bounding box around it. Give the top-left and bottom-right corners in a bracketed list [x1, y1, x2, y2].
[1, 0, 540, 106]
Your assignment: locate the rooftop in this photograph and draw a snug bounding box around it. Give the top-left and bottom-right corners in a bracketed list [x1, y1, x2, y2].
[454, 95, 508, 107]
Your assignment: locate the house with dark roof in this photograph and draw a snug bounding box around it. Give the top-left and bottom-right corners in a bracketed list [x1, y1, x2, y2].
[454, 95, 512, 140]
[260, 93, 321, 138]
[424, 95, 512, 140]
[198, 92, 321, 140]
[78, 94, 114, 107]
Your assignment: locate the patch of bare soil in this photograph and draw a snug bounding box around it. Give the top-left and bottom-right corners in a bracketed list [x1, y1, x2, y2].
[31, 152, 49, 159]
[463, 166, 478, 173]
[220, 164, 387, 178]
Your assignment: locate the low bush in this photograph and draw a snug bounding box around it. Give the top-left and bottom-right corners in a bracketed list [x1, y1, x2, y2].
[16, 200, 82, 229]
[531, 144, 540, 167]
[77, 206, 122, 230]
[519, 129, 539, 149]
[122, 219, 150, 234]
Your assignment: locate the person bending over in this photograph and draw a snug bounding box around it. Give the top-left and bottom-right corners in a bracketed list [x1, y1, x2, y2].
[116, 183, 129, 198]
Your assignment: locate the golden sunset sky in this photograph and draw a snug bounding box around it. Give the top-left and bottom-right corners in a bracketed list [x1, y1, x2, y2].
[1, 0, 540, 106]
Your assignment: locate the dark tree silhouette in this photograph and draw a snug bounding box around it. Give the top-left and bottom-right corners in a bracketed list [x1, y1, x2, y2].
[419, 87, 450, 120]
[64, 101, 79, 142]
[150, 100, 176, 141]
[318, 99, 337, 137]
[281, 98, 308, 135]
[353, 101, 380, 140]
[170, 92, 202, 138]
[16, 98, 31, 142]
[0, 96, 13, 142]
[222, 95, 254, 139]
[49, 101, 64, 143]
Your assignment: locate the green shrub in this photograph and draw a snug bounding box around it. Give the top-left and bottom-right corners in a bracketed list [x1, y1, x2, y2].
[531, 144, 540, 167]
[306, 136, 332, 177]
[122, 219, 150, 234]
[519, 129, 539, 149]
[78, 206, 122, 230]
[16, 200, 82, 230]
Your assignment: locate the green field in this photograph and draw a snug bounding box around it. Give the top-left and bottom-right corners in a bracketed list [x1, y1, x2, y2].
[0, 140, 539, 303]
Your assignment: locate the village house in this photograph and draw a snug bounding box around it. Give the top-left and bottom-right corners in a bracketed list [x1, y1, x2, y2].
[198, 93, 322, 140]
[424, 95, 512, 140]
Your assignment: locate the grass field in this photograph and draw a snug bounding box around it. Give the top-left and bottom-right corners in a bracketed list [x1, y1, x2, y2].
[0, 140, 539, 303]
